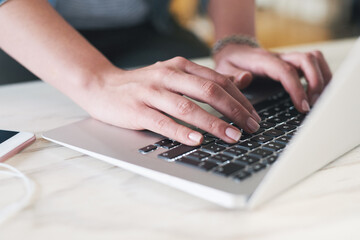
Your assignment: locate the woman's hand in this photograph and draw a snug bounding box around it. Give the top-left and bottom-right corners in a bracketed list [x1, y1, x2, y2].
[83, 57, 261, 146]
[214, 44, 332, 112]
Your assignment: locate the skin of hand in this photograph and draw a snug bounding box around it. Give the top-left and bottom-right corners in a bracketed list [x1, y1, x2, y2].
[0, 0, 261, 146]
[208, 0, 332, 113]
[84, 57, 261, 146]
[213, 44, 333, 112]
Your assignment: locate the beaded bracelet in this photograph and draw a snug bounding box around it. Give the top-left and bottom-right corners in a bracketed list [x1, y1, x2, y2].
[212, 34, 260, 55]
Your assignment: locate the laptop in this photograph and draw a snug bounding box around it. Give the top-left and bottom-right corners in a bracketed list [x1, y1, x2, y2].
[43, 39, 360, 209]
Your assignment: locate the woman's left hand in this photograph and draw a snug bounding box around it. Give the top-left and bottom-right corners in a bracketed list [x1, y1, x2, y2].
[213, 44, 332, 113]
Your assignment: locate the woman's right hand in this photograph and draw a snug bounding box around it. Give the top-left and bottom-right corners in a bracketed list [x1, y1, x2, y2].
[82, 57, 261, 146]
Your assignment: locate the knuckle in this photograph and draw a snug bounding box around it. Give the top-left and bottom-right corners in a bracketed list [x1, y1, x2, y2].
[215, 75, 232, 88]
[155, 117, 171, 131]
[206, 117, 220, 132]
[230, 107, 244, 121]
[171, 56, 188, 66]
[303, 52, 316, 63]
[173, 125, 186, 141]
[201, 81, 219, 98]
[176, 99, 196, 116]
[281, 63, 297, 77]
[157, 66, 176, 79]
[155, 60, 164, 66]
[312, 50, 323, 59]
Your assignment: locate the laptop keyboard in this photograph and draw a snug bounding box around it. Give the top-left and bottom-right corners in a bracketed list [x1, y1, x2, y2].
[138, 92, 307, 182]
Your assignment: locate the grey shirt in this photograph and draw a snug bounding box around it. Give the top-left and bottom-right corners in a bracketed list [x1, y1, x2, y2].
[54, 0, 151, 29]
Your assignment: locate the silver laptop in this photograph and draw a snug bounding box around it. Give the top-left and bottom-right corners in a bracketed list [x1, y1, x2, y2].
[43, 39, 360, 209]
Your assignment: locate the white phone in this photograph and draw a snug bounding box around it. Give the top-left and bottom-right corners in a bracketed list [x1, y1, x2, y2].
[0, 130, 35, 162]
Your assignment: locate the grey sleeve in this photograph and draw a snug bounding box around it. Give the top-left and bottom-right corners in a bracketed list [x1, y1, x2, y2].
[0, 0, 9, 6]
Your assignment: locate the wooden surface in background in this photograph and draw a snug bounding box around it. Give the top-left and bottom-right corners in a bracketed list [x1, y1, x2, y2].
[170, 0, 332, 48]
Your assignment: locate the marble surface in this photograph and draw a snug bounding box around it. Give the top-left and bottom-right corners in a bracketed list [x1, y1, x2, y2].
[0, 38, 360, 240]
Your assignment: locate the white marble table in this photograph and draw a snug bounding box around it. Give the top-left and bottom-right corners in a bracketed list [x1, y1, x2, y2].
[1, 38, 359, 240]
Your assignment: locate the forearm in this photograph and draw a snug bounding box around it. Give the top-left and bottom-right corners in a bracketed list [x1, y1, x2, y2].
[0, 0, 116, 104]
[208, 0, 256, 41]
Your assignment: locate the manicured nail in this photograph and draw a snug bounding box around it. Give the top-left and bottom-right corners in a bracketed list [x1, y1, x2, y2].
[225, 127, 241, 142]
[311, 94, 320, 106]
[252, 110, 261, 122]
[247, 117, 260, 133]
[188, 132, 202, 144]
[302, 99, 311, 112]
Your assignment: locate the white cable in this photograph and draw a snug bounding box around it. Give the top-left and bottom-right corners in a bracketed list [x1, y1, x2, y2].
[0, 163, 36, 225]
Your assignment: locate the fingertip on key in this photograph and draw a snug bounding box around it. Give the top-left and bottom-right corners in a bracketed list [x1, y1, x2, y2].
[225, 127, 242, 142]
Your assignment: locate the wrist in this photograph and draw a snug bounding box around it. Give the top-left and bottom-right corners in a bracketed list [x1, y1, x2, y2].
[62, 60, 124, 111]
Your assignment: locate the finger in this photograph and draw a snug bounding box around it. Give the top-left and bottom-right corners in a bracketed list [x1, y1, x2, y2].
[215, 63, 253, 89]
[311, 50, 332, 85]
[221, 52, 310, 113]
[138, 107, 204, 146]
[144, 90, 242, 143]
[279, 52, 325, 105]
[161, 70, 260, 133]
[178, 60, 260, 121]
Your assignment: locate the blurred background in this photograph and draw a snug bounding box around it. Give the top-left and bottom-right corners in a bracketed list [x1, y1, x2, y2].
[170, 0, 360, 48]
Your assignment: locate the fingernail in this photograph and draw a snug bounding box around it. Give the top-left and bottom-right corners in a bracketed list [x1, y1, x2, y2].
[252, 110, 261, 122]
[225, 127, 241, 142]
[247, 117, 260, 133]
[311, 94, 320, 106]
[188, 132, 202, 144]
[302, 99, 310, 112]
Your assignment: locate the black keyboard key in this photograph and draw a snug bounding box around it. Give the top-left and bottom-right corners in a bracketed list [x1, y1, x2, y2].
[155, 139, 173, 147]
[278, 111, 297, 119]
[275, 124, 296, 132]
[259, 110, 273, 119]
[236, 155, 260, 165]
[163, 141, 180, 149]
[267, 116, 288, 124]
[265, 155, 278, 164]
[288, 107, 301, 116]
[276, 135, 291, 144]
[279, 100, 292, 109]
[263, 142, 285, 152]
[176, 157, 200, 167]
[202, 143, 226, 153]
[158, 145, 198, 160]
[199, 160, 218, 171]
[295, 114, 306, 121]
[252, 162, 266, 172]
[139, 145, 157, 154]
[237, 141, 260, 150]
[240, 132, 252, 140]
[287, 130, 297, 137]
[268, 106, 283, 114]
[251, 135, 273, 143]
[216, 140, 235, 147]
[250, 149, 273, 158]
[259, 121, 275, 129]
[202, 135, 216, 145]
[252, 127, 265, 135]
[263, 129, 285, 137]
[287, 119, 302, 126]
[223, 146, 247, 157]
[234, 170, 252, 180]
[203, 133, 219, 140]
[215, 162, 245, 176]
[210, 154, 233, 163]
[186, 150, 211, 161]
